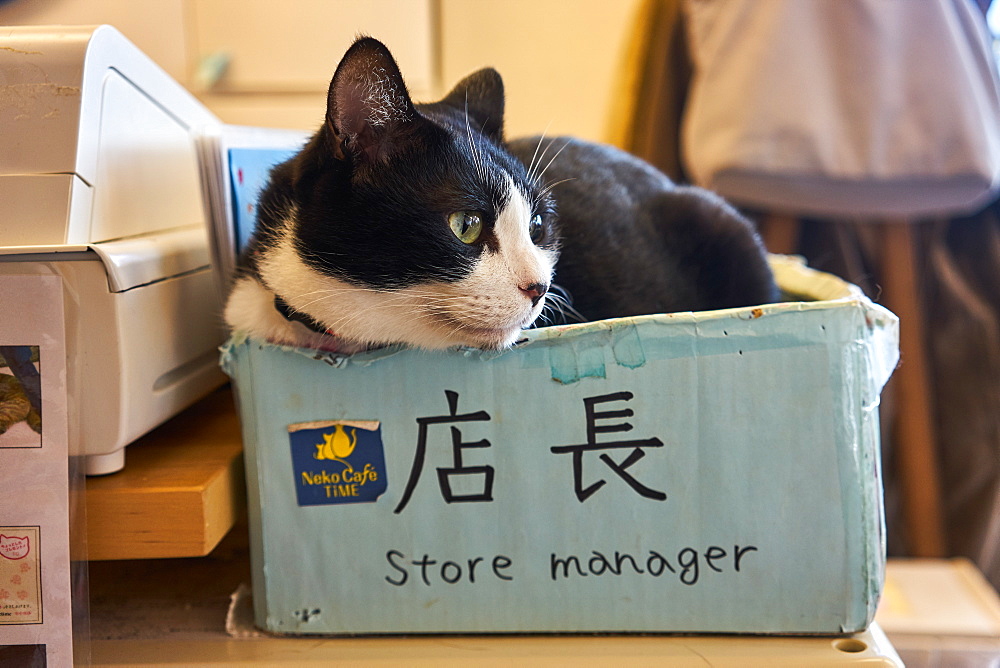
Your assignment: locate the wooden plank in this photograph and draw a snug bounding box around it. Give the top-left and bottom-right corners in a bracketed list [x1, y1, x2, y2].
[877, 558, 1000, 637]
[85, 387, 245, 560]
[879, 221, 946, 557]
[761, 213, 800, 256]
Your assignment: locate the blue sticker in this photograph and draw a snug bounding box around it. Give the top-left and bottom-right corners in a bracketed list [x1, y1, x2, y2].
[288, 421, 388, 506]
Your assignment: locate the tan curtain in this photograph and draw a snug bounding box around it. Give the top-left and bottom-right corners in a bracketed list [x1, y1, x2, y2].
[606, 0, 691, 182]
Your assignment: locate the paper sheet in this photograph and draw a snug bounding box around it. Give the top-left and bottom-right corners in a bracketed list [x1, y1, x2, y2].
[0, 274, 73, 666]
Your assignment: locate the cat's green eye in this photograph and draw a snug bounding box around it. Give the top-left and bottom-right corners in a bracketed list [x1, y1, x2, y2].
[448, 211, 484, 244]
[529, 214, 545, 244]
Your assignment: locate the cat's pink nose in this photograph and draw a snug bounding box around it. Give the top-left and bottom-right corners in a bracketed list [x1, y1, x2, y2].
[520, 282, 548, 307]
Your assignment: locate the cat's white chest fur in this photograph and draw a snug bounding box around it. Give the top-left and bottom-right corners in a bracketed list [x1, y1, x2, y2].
[225, 177, 555, 351]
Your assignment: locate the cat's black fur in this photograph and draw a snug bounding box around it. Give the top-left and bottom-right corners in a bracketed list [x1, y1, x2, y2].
[506, 138, 777, 322]
[227, 36, 776, 351]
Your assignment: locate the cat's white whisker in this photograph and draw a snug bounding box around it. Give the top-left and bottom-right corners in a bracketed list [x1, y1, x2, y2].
[535, 138, 572, 186]
[525, 124, 551, 184]
[540, 286, 586, 324]
[537, 177, 577, 199]
[527, 135, 553, 185]
[464, 95, 487, 184]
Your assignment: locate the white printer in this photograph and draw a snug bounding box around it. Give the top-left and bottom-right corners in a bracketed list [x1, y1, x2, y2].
[0, 25, 227, 474]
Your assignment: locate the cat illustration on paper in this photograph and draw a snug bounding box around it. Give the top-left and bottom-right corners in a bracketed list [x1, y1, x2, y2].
[225, 37, 776, 352]
[0, 373, 40, 437]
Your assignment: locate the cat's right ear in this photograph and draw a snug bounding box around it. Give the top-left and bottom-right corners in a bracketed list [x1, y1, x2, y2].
[326, 37, 417, 163]
[441, 68, 505, 142]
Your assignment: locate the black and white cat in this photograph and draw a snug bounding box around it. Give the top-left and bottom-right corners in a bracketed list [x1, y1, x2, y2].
[225, 37, 776, 353]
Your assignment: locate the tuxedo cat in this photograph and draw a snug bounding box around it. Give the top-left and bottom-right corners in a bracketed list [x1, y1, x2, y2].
[225, 37, 775, 352]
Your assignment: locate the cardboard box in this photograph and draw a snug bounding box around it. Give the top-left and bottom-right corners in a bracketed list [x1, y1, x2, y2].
[222, 255, 898, 635]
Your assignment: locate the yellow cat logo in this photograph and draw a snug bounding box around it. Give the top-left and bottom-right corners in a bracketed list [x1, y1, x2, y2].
[314, 424, 357, 468]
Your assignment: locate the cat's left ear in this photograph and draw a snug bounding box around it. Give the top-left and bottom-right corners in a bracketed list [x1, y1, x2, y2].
[326, 37, 418, 163]
[441, 68, 505, 142]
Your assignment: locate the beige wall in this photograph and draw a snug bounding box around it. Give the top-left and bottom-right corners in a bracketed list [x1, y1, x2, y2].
[0, 0, 643, 143]
[440, 0, 642, 143]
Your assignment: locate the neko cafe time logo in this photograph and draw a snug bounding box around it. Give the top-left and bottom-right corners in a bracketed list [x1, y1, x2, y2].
[289, 420, 388, 506]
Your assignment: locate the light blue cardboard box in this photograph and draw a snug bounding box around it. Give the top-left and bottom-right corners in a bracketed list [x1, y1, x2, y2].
[221, 256, 898, 635]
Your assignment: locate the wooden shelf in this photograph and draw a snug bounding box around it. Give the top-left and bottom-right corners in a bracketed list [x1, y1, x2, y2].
[90, 628, 903, 667]
[85, 387, 245, 560]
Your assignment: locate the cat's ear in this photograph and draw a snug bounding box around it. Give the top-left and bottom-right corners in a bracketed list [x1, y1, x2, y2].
[441, 68, 505, 142]
[326, 37, 417, 163]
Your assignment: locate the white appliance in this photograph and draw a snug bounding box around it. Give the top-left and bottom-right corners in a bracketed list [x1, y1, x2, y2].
[0, 25, 227, 475]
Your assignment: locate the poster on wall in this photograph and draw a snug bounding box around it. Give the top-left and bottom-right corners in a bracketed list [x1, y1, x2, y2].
[0, 274, 73, 667]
